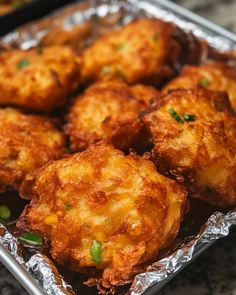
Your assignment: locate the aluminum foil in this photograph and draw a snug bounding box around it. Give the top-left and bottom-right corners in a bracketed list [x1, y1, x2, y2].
[0, 1, 236, 295]
[1, 0, 236, 51]
[129, 210, 236, 295]
[0, 224, 74, 295]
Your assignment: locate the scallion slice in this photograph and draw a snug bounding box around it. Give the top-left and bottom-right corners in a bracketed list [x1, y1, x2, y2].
[19, 232, 42, 247]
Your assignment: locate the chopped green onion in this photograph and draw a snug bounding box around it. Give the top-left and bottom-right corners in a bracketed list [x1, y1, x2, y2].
[116, 43, 125, 51]
[19, 232, 42, 247]
[90, 240, 102, 264]
[151, 34, 158, 42]
[168, 108, 184, 124]
[17, 59, 30, 70]
[0, 206, 11, 221]
[184, 114, 196, 122]
[198, 78, 210, 88]
[65, 204, 73, 210]
[102, 66, 112, 74]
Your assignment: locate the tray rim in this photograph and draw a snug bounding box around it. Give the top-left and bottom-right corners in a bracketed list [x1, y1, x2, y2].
[0, 1, 236, 295]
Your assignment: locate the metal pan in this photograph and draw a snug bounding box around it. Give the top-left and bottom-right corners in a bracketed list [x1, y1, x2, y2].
[0, 1, 235, 294]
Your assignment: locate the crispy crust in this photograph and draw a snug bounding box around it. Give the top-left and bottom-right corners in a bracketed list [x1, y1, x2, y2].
[80, 19, 204, 86]
[0, 46, 81, 111]
[0, 108, 65, 195]
[17, 143, 186, 289]
[64, 81, 160, 151]
[40, 22, 92, 51]
[143, 88, 236, 207]
[163, 62, 236, 112]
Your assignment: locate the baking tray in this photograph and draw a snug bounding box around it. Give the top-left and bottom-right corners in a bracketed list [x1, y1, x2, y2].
[0, 0, 75, 36]
[0, 0, 236, 295]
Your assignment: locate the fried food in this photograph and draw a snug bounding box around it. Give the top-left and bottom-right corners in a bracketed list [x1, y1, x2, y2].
[0, 46, 81, 112]
[17, 143, 187, 290]
[40, 22, 92, 52]
[80, 19, 204, 86]
[143, 88, 236, 208]
[65, 81, 160, 152]
[0, 108, 65, 195]
[163, 62, 236, 112]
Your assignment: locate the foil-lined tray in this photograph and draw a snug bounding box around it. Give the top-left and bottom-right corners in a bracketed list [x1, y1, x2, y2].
[0, 1, 236, 294]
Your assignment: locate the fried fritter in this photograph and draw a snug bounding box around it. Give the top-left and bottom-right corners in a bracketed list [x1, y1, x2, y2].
[80, 18, 204, 86]
[17, 143, 186, 290]
[163, 62, 236, 112]
[65, 81, 159, 151]
[0, 46, 81, 112]
[40, 22, 92, 51]
[0, 108, 65, 195]
[143, 88, 236, 208]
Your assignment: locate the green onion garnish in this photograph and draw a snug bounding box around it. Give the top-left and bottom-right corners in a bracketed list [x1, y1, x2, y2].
[198, 78, 210, 88]
[90, 240, 102, 264]
[184, 114, 196, 122]
[17, 59, 30, 70]
[19, 232, 42, 247]
[0, 206, 11, 221]
[168, 108, 184, 124]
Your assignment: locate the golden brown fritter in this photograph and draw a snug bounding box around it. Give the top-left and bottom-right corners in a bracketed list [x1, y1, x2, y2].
[0, 46, 81, 112]
[17, 143, 187, 290]
[80, 18, 204, 86]
[143, 88, 236, 208]
[163, 62, 236, 112]
[0, 108, 65, 195]
[40, 22, 92, 52]
[65, 81, 160, 152]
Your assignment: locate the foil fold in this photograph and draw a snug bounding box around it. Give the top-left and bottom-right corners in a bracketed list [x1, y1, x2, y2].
[0, 1, 236, 295]
[1, 0, 236, 51]
[0, 224, 74, 295]
[26, 254, 75, 295]
[129, 210, 236, 295]
[1, 210, 235, 295]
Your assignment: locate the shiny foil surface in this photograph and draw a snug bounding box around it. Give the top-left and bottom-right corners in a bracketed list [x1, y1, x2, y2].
[0, 1, 236, 295]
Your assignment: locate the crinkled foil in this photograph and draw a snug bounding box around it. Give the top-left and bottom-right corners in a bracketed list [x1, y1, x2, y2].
[0, 1, 236, 295]
[0, 224, 74, 295]
[1, 0, 236, 51]
[129, 210, 236, 295]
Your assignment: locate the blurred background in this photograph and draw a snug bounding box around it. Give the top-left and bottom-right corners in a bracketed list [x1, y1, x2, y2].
[174, 0, 236, 33]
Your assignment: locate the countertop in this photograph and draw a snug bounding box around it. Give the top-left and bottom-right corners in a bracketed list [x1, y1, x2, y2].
[1, 0, 236, 294]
